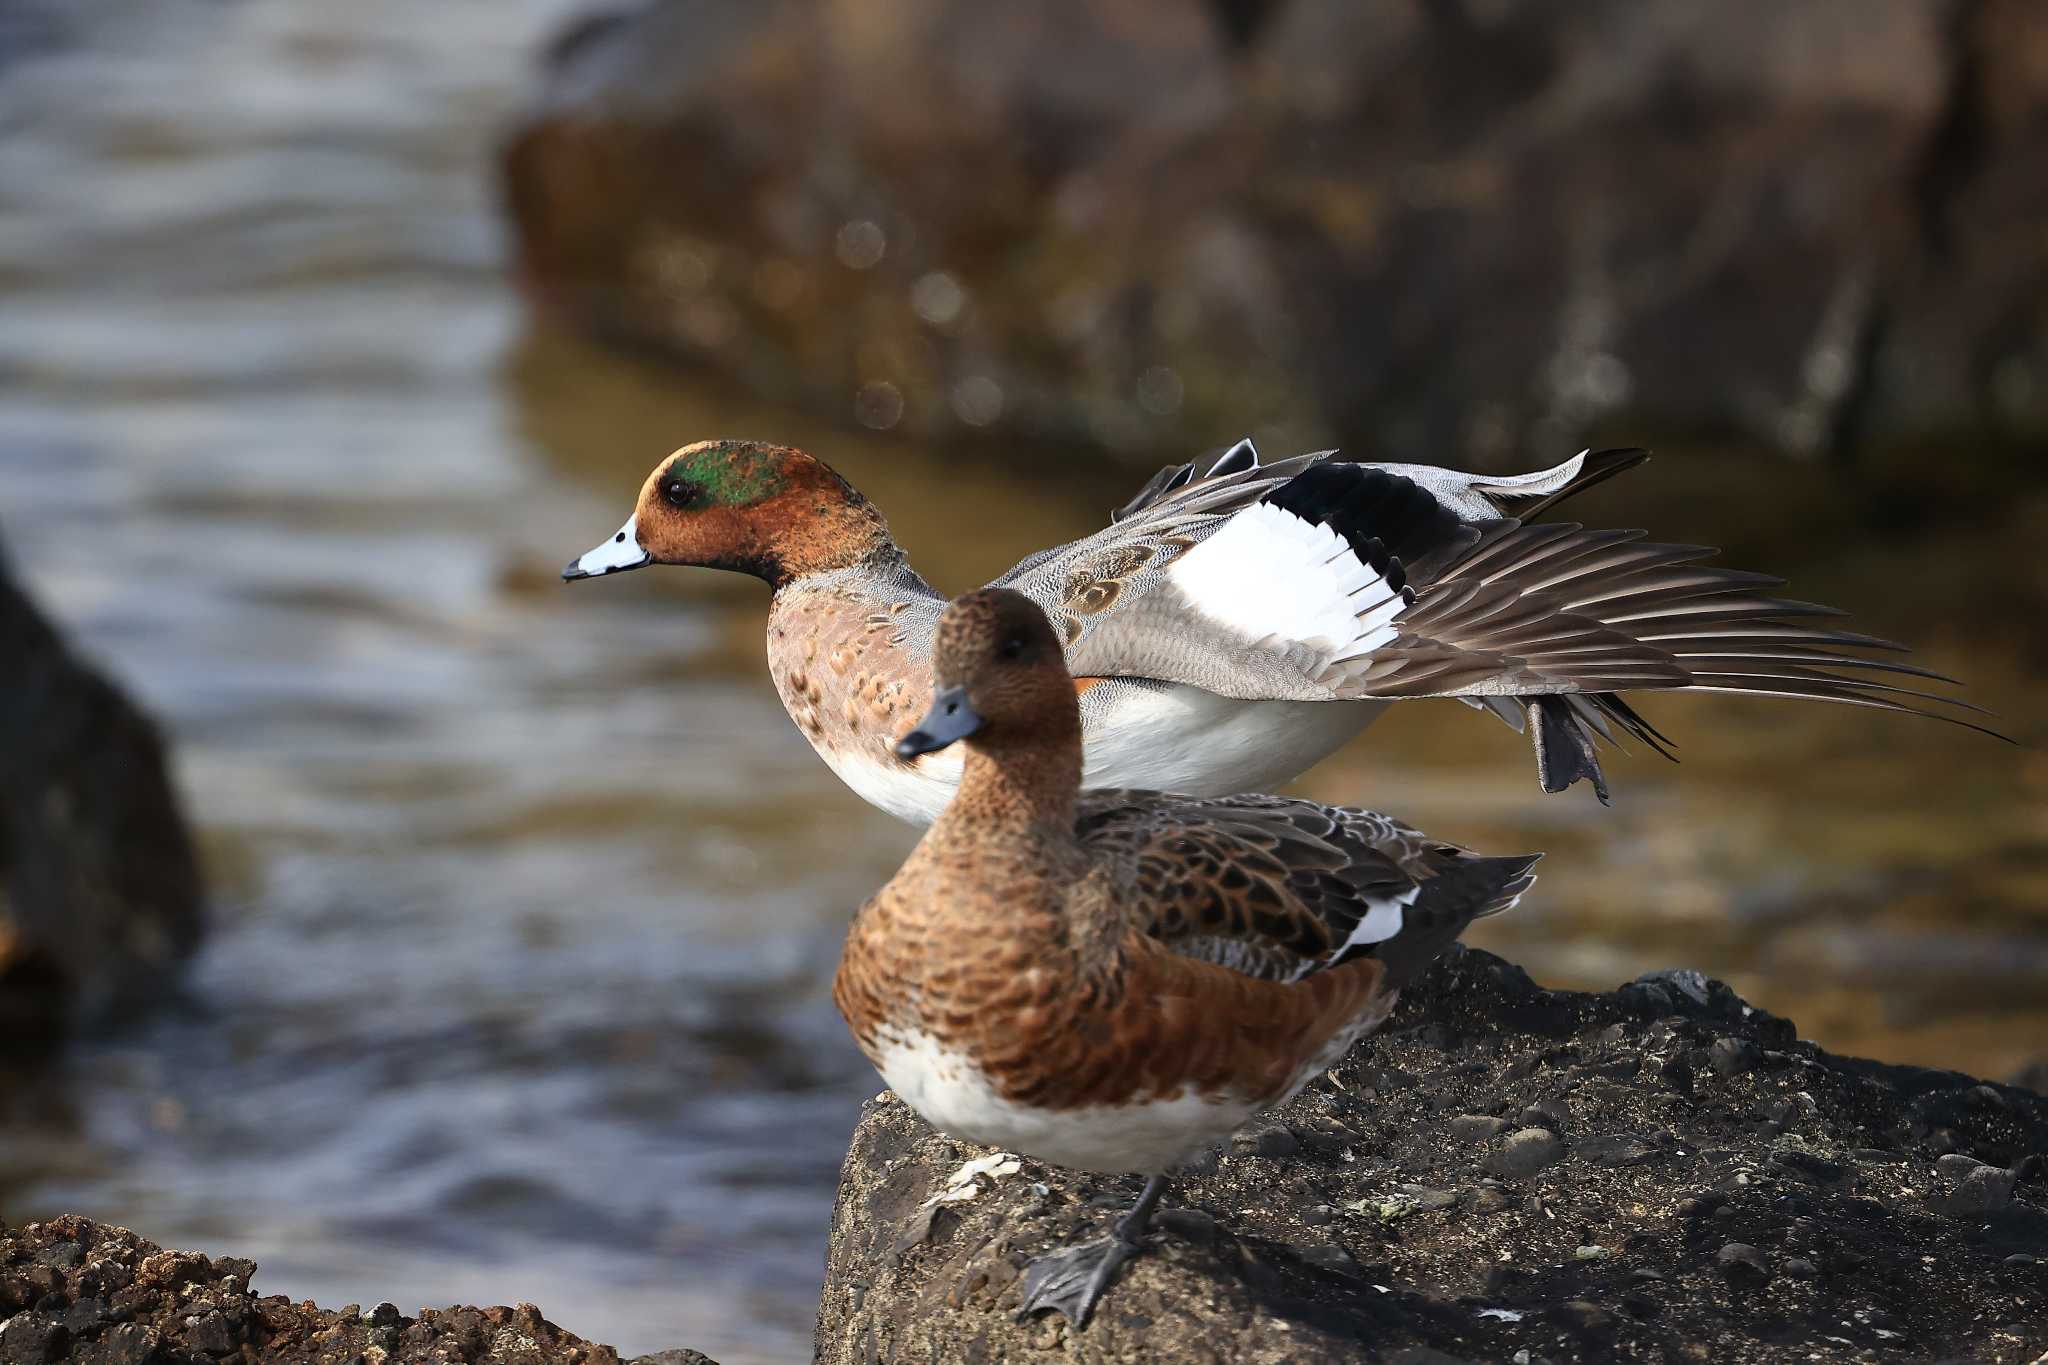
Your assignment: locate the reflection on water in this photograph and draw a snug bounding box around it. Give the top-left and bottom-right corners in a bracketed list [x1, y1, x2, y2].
[0, 3, 2043, 1362]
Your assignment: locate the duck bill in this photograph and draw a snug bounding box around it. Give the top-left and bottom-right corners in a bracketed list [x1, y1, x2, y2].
[563, 516, 651, 581]
[895, 686, 984, 758]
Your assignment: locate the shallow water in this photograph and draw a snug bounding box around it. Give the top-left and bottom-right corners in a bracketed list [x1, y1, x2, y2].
[0, 4, 2043, 1361]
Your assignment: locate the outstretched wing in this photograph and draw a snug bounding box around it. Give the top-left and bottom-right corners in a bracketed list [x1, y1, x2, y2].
[1075, 791, 1535, 985]
[991, 439, 1326, 646]
[1059, 459, 2000, 740]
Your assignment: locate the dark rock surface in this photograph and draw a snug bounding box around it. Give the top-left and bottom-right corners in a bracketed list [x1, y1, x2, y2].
[815, 950, 2048, 1363]
[0, 1215, 719, 1365]
[504, 0, 2048, 465]
[0, 540, 202, 1052]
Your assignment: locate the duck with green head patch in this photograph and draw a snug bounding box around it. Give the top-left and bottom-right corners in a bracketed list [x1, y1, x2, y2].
[564, 437, 2000, 824]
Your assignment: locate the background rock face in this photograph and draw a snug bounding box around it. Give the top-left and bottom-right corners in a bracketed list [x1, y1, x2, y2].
[504, 0, 2048, 465]
[0, 540, 202, 1049]
[815, 950, 2048, 1363]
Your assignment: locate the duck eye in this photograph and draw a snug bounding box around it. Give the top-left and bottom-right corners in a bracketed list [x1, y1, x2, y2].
[998, 637, 1026, 660]
[661, 478, 700, 509]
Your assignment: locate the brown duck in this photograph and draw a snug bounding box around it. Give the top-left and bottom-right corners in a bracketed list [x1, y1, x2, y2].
[832, 587, 1541, 1325]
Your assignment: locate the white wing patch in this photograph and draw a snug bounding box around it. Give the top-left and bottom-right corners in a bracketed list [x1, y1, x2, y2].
[1285, 883, 1420, 979]
[1167, 502, 1405, 654]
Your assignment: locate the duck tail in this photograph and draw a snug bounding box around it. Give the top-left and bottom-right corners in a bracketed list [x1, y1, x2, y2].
[1374, 852, 1541, 988]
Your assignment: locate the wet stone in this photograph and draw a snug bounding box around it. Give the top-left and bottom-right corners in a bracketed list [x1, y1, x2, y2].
[1233, 1122, 1300, 1160]
[1784, 1257, 1820, 1279]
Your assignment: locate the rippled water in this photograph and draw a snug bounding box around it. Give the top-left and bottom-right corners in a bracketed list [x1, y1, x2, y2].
[1, 4, 2043, 1362]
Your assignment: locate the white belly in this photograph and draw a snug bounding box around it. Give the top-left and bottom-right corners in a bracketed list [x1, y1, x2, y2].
[1079, 684, 1384, 797]
[870, 1029, 1254, 1174]
[825, 687, 1385, 825]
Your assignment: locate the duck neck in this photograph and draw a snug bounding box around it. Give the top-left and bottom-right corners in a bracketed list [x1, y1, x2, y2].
[757, 472, 901, 590]
[930, 715, 1083, 849]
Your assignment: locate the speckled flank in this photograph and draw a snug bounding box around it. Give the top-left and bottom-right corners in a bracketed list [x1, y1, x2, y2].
[767, 576, 932, 761]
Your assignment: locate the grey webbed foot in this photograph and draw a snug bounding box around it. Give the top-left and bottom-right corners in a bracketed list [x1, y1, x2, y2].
[1016, 1232, 1146, 1326]
[1015, 1173, 1169, 1328]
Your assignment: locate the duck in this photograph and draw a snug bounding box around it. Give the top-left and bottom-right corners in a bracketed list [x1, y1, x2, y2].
[564, 437, 1994, 821]
[831, 587, 1542, 1326]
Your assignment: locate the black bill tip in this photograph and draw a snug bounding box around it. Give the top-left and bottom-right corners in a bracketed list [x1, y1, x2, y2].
[895, 685, 983, 758]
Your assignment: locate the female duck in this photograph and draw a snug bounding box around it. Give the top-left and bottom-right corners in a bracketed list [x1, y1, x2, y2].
[567, 438, 1991, 821]
[832, 588, 1541, 1325]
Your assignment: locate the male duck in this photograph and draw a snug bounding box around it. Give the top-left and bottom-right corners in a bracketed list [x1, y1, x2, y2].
[565, 438, 1992, 821]
[832, 588, 1541, 1325]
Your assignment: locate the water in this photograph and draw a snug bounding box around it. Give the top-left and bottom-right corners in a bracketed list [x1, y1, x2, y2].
[1, 4, 2042, 1362]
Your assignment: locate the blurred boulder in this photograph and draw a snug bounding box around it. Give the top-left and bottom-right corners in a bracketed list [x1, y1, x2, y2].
[0, 536, 202, 1051]
[504, 0, 2048, 467]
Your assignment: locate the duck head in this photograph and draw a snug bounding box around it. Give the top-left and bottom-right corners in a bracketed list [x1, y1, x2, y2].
[563, 439, 889, 588]
[897, 589, 1075, 760]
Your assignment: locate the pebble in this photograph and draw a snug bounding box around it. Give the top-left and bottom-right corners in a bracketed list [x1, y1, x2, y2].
[1548, 1299, 1615, 1335]
[1709, 1038, 1761, 1077]
[1485, 1128, 1563, 1180]
[1396, 1184, 1459, 1211]
[1941, 1164, 2016, 1214]
[1448, 1114, 1509, 1143]
[183, 1310, 236, 1357]
[1233, 1123, 1300, 1160]
[1771, 1149, 1846, 1184]
[1784, 1257, 1819, 1279]
[1465, 1184, 1512, 1215]
[1518, 1099, 1569, 1132]
[1576, 1133, 1657, 1167]
[1716, 1242, 1768, 1278]
[0, 1315, 71, 1363]
[1935, 1152, 1987, 1179]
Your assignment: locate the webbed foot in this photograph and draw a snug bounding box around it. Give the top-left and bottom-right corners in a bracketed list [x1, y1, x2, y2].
[1015, 1173, 1169, 1328]
[1017, 1233, 1146, 1326]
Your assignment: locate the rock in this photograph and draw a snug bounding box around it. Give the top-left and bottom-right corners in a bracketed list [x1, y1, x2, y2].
[1574, 1134, 1659, 1167]
[503, 0, 2048, 465]
[1488, 1128, 1566, 1179]
[0, 536, 203, 1052]
[1448, 1114, 1510, 1143]
[0, 1216, 717, 1364]
[814, 948, 2048, 1362]
[1232, 1121, 1300, 1159]
[1770, 1149, 1848, 1185]
[1939, 1163, 2018, 1215]
[1710, 1038, 1762, 1077]
[1715, 1243, 1768, 1279]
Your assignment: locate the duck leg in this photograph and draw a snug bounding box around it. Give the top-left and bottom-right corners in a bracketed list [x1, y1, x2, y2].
[1016, 1174, 1169, 1327]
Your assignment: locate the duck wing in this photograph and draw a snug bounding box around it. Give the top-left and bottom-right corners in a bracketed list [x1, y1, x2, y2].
[1056, 462, 2000, 743]
[989, 439, 1327, 643]
[1075, 791, 1538, 987]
